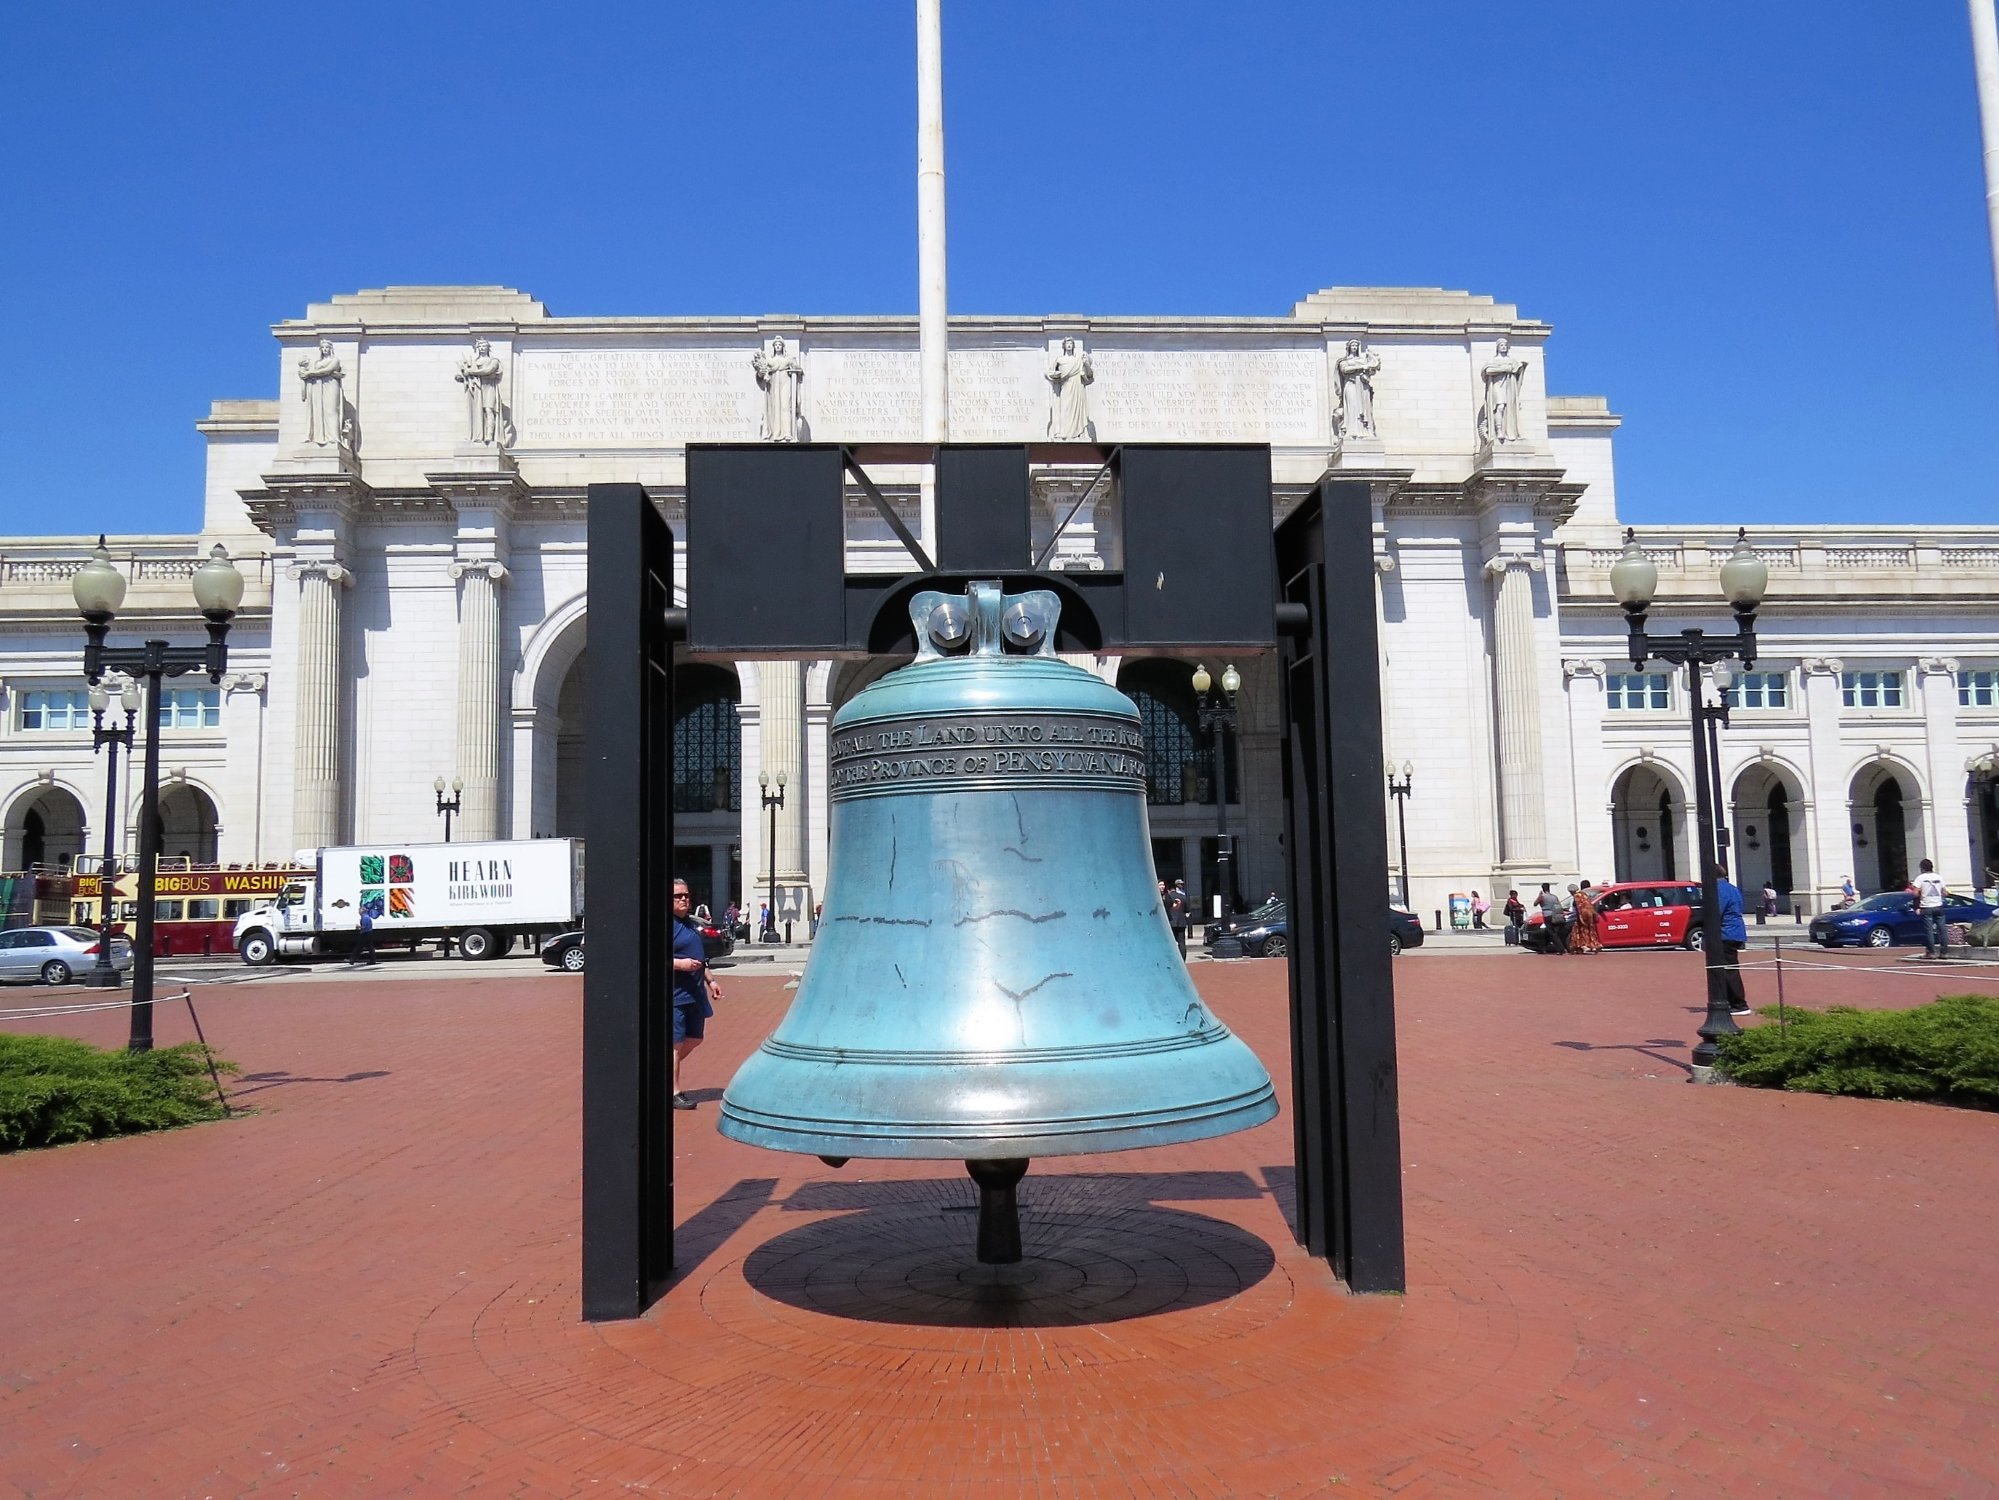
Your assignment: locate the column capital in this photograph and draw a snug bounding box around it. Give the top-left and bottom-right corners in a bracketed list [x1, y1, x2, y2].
[448, 560, 511, 584]
[287, 559, 351, 586]
[220, 671, 268, 695]
[1918, 655, 1960, 677]
[1562, 658, 1607, 680]
[1482, 552, 1544, 578]
[1802, 656, 1844, 676]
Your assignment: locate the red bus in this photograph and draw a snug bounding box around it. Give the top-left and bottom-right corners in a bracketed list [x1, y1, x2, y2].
[70, 863, 314, 958]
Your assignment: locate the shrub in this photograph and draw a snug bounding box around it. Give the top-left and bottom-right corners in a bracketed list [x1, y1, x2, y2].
[0, 1033, 236, 1151]
[1714, 995, 1999, 1109]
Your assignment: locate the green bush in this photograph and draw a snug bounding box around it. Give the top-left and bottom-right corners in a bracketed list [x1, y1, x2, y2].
[0, 1033, 236, 1151]
[1714, 995, 1999, 1109]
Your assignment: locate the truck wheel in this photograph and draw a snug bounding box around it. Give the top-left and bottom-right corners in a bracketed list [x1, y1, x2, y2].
[459, 928, 497, 961]
[240, 930, 276, 966]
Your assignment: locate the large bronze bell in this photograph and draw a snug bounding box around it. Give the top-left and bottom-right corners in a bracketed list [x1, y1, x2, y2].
[718, 581, 1279, 1260]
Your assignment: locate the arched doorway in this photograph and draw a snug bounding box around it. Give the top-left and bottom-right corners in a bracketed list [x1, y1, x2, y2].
[1609, 764, 1687, 883]
[157, 784, 220, 864]
[672, 662, 744, 915]
[4, 786, 88, 870]
[1849, 763, 1922, 895]
[1116, 658, 1240, 916]
[1729, 763, 1806, 902]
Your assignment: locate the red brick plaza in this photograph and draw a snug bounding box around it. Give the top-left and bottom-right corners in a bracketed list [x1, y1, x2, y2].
[3, 947, 1996, 1498]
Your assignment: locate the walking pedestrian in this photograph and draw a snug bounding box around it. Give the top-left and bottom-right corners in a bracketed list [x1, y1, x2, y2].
[1535, 882, 1566, 953]
[350, 907, 377, 966]
[1167, 879, 1190, 955]
[1760, 881, 1779, 920]
[1470, 890, 1490, 929]
[1913, 858, 1950, 959]
[1502, 889, 1525, 945]
[1716, 859, 1749, 1015]
[670, 880, 721, 1110]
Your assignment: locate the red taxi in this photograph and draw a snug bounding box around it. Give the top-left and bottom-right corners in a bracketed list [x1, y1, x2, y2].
[1522, 880, 1705, 952]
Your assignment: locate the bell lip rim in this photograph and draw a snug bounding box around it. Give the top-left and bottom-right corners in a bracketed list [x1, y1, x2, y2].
[712, 1088, 1280, 1161]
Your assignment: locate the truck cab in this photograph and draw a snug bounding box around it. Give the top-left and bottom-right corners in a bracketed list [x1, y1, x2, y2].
[233, 881, 321, 964]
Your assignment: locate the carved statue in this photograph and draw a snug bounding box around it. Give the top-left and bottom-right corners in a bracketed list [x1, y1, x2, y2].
[751, 336, 805, 442]
[454, 339, 506, 446]
[1478, 338, 1526, 446]
[297, 338, 346, 447]
[1333, 339, 1380, 443]
[1045, 338, 1095, 440]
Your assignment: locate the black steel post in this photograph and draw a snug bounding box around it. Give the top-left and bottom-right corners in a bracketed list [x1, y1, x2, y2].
[86, 703, 133, 989]
[1704, 698, 1728, 868]
[435, 785, 461, 842]
[1684, 649, 1738, 1066]
[1274, 480, 1406, 1294]
[128, 651, 166, 1051]
[580, 482, 679, 1321]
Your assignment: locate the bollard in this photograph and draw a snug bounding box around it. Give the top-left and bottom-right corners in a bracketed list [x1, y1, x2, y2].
[1434, 909, 1443, 931]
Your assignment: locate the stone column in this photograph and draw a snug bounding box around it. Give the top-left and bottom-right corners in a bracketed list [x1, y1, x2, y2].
[1485, 554, 1548, 868]
[219, 672, 269, 864]
[449, 560, 509, 842]
[1801, 658, 1849, 912]
[289, 560, 349, 848]
[1563, 659, 1613, 880]
[758, 661, 807, 884]
[1919, 656, 1969, 880]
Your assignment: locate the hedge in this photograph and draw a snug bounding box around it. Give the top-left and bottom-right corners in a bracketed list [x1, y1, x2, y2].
[0, 1033, 236, 1151]
[1713, 994, 1999, 1109]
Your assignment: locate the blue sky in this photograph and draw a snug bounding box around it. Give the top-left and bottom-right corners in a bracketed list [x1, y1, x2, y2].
[3, 0, 1995, 536]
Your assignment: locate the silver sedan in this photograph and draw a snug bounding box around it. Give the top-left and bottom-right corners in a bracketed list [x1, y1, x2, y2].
[0, 926, 134, 986]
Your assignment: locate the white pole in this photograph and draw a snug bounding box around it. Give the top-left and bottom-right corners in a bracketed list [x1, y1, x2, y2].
[917, 0, 950, 450]
[1973, 0, 1999, 332]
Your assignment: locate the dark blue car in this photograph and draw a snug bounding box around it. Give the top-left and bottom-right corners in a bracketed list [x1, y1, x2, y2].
[1807, 891, 1994, 949]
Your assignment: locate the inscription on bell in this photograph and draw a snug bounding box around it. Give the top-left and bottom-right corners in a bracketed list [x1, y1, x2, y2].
[830, 712, 1147, 797]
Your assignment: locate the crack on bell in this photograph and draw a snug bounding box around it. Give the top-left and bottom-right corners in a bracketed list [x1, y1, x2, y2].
[894, 963, 907, 987]
[995, 972, 1074, 1002]
[1092, 906, 1111, 919]
[834, 914, 933, 928]
[888, 820, 899, 888]
[1000, 846, 1045, 863]
[954, 908, 1067, 926]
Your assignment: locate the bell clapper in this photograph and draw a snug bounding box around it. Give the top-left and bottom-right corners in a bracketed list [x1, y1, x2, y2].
[817, 1155, 850, 1168]
[966, 1157, 1030, 1264]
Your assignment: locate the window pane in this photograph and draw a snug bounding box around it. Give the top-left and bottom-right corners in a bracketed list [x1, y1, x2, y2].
[186, 899, 220, 920]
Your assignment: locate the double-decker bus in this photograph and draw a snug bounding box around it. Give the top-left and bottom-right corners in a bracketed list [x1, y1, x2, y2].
[69, 862, 313, 957]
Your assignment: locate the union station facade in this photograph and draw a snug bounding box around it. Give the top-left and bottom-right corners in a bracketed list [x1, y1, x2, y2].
[4, 283, 1998, 920]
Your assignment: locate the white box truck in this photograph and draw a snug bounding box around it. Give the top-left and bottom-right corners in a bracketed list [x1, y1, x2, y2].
[232, 839, 584, 965]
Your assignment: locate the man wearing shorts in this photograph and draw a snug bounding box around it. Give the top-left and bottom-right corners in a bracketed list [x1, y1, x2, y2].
[671, 881, 721, 1110]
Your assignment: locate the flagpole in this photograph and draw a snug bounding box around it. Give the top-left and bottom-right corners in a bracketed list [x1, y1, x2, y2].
[1973, 0, 1999, 332]
[917, 0, 949, 552]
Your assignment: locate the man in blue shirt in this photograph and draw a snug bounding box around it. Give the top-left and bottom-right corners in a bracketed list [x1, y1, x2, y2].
[1715, 861, 1749, 1016]
[671, 881, 722, 1110]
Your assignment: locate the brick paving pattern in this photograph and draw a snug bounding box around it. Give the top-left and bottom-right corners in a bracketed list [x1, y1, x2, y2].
[2, 946, 1995, 1497]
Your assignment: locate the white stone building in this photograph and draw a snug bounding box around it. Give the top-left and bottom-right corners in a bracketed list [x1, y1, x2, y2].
[4, 283, 1996, 922]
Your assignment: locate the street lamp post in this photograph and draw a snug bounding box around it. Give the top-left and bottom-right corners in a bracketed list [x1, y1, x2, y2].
[1387, 762, 1414, 909]
[1610, 526, 1769, 1068]
[433, 776, 464, 842]
[758, 770, 787, 944]
[71, 537, 244, 1051]
[84, 676, 142, 988]
[1192, 662, 1241, 924]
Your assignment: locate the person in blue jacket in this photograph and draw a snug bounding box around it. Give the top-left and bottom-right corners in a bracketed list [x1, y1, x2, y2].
[670, 880, 722, 1110]
[1715, 860, 1749, 1016]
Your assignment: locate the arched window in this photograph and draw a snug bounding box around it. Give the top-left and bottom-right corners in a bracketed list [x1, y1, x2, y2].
[673, 665, 743, 814]
[1116, 659, 1237, 806]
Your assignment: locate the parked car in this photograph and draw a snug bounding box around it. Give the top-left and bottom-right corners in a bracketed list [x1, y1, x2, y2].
[0, 926, 133, 986]
[1807, 890, 1995, 949]
[539, 918, 736, 974]
[1202, 900, 1424, 958]
[1521, 881, 1705, 952]
[539, 930, 587, 972]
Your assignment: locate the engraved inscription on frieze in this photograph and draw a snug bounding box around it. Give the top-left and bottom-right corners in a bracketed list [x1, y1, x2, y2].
[1087, 349, 1322, 442]
[830, 712, 1148, 797]
[512, 348, 757, 447]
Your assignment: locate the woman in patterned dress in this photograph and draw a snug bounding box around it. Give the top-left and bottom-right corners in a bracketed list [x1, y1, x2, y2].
[1570, 882, 1603, 955]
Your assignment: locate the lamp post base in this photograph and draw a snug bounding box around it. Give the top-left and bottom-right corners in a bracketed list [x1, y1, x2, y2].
[81, 966, 123, 990]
